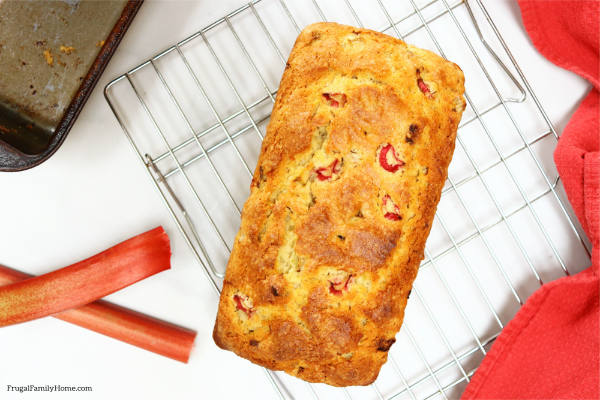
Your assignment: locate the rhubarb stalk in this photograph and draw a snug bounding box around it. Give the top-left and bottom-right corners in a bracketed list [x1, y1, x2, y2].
[0, 263, 196, 363]
[0, 227, 170, 328]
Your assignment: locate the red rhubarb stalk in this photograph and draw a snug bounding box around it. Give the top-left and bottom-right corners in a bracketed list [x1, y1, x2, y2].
[233, 294, 253, 317]
[329, 274, 352, 296]
[417, 71, 434, 99]
[316, 159, 341, 181]
[322, 92, 347, 107]
[417, 78, 431, 96]
[384, 212, 402, 221]
[383, 195, 402, 221]
[0, 263, 196, 363]
[329, 275, 352, 295]
[0, 227, 171, 328]
[378, 144, 405, 173]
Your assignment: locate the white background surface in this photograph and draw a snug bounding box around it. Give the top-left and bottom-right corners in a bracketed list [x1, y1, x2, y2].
[0, 0, 591, 399]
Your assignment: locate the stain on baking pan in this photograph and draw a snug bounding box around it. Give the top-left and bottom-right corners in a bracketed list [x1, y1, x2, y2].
[0, 0, 143, 171]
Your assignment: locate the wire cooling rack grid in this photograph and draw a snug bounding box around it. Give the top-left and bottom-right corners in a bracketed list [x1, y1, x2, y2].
[105, 0, 592, 398]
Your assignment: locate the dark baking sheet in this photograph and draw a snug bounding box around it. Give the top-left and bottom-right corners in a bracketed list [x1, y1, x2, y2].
[0, 0, 143, 171]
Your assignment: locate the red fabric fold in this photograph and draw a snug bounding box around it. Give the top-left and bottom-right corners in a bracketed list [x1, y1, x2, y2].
[462, 1, 599, 399]
[555, 90, 599, 239]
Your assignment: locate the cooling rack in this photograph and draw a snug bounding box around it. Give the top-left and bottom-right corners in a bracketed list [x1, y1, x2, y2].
[104, 0, 592, 398]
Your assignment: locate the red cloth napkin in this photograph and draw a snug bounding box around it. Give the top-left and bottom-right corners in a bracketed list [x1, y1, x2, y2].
[462, 1, 599, 399]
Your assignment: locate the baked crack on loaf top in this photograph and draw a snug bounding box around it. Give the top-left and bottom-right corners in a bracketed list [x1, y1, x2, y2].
[213, 22, 466, 387]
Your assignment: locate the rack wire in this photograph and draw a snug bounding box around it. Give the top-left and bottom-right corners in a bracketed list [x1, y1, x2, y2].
[104, 0, 592, 398]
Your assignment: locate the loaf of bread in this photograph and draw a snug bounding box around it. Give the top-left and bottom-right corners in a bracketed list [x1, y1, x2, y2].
[213, 22, 466, 387]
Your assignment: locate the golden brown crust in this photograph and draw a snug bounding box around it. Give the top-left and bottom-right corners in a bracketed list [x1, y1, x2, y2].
[213, 22, 466, 387]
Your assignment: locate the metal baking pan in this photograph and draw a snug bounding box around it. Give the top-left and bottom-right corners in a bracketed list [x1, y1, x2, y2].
[0, 0, 143, 171]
